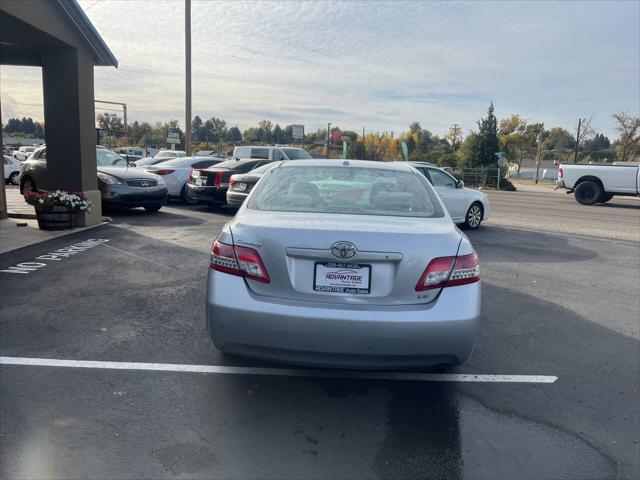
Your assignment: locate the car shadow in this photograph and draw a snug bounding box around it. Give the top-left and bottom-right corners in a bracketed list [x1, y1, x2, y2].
[592, 202, 640, 210]
[465, 225, 598, 263]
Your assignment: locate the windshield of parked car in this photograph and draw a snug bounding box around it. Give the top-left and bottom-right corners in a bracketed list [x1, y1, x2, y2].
[248, 165, 443, 218]
[282, 148, 312, 160]
[97, 149, 128, 167]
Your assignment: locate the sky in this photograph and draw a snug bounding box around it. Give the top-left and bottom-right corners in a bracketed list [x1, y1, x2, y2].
[1, 0, 638, 139]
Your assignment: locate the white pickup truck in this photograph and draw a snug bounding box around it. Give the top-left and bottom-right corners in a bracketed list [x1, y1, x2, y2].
[556, 163, 640, 205]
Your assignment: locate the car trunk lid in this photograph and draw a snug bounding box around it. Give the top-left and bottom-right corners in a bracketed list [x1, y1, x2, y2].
[229, 210, 462, 306]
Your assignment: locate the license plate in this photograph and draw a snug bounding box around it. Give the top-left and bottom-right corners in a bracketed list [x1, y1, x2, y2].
[235, 182, 247, 192]
[196, 177, 204, 186]
[314, 262, 371, 294]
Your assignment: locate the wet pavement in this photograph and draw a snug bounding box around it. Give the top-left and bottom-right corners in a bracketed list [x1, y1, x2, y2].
[0, 197, 638, 479]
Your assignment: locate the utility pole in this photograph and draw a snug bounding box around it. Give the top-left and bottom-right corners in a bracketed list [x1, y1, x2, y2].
[534, 131, 544, 184]
[185, 0, 192, 156]
[326, 122, 331, 159]
[362, 126, 365, 160]
[451, 124, 461, 151]
[573, 118, 582, 163]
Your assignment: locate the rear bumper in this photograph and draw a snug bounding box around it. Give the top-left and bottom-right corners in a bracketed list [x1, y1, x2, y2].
[226, 190, 248, 207]
[101, 184, 168, 208]
[206, 270, 480, 368]
[185, 183, 227, 204]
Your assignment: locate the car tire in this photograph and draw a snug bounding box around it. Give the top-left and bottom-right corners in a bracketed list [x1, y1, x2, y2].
[463, 202, 483, 230]
[598, 193, 614, 203]
[144, 205, 162, 213]
[20, 177, 36, 195]
[180, 185, 198, 204]
[574, 180, 603, 205]
[8, 172, 19, 185]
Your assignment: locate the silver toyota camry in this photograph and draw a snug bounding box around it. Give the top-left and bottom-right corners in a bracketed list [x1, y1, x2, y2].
[207, 160, 480, 368]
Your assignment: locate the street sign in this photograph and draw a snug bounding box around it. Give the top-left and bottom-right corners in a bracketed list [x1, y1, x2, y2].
[495, 151, 506, 167]
[401, 142, 409, 161]
[292, 124, 304, 140]
[167, 130, 180, 144]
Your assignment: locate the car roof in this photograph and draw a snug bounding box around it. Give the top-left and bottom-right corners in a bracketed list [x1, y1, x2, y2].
[280, 159, 415, 172]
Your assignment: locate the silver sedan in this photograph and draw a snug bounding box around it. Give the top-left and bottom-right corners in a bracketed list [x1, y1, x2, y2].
[207, 160, 480, 368]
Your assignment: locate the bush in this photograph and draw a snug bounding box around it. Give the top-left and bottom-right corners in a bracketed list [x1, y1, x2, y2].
[499, 178, 517, 191]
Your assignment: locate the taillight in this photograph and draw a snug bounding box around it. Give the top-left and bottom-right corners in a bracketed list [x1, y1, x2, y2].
[213, 171, 223, 187]
[229, 177, 236, 186]
[558, 166, 563, 179]
[210, 240, 270, 283]
[155, 169, 175, 175]
[415, 253, 479, 291]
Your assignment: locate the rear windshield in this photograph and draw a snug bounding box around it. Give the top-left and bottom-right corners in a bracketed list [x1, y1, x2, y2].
[282, 148, 312, 160]
[210, 159, 244, 169]
[248, 165, 443, 218]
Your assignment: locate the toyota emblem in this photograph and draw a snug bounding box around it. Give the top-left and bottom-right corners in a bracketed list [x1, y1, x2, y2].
[331, 241, 357, 259]
[140, 181, 149, 187]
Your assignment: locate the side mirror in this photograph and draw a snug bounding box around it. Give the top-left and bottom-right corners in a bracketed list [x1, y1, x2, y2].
[456, 180, 464, 188]
[128, 161, 137, 167]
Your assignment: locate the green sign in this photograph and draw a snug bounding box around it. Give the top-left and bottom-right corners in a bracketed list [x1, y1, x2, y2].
[342, 141, 347, 159]
[401, 142, 409, 161]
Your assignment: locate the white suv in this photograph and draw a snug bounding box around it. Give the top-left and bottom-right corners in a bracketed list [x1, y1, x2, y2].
[233, 146, 312, 161]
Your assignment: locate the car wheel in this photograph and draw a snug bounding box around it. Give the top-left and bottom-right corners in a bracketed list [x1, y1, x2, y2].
[598, 193, 613, 203]
[574, 180, 603, 205]
[144, 205, 162, 213]
[20, 177, 36, 195]
[180, 185, 198, 204]
[8, 172, 19, 185]
[463, 202, 483, 230]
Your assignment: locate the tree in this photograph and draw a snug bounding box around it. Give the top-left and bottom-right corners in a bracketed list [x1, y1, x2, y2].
[459, 132, 481, 168]
[226, 126, 242, 142]
[584, 133, 610, 151]
[272, 124, 283, 144]
[612, 112, 640, 162]
[202, 117, 227, 143]
[192, 116, 204, 142]
[97, 112, 124, 132]
[257, 119, 273, 143]
[243, 127, 260, 143]
[573, 117, 595, 162]
[476, 102, 499, 166]
[499, 115, 544, 171]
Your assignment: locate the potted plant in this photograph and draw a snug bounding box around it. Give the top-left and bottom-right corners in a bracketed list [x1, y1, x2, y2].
[24, 190, 93, 231]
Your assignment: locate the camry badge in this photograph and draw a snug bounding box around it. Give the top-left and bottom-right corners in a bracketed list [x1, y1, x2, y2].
[331, 241, 357, 259]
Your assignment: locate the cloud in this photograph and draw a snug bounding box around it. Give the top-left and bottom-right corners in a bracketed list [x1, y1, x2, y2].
[1, 0, 638, 138]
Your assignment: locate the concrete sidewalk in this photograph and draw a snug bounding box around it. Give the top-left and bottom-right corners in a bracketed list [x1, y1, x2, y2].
[5, 185, 35, 219]
[0, 217, 109, 255]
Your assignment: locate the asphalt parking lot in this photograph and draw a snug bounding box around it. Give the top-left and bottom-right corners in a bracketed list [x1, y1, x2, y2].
[1, 191, 639, 479]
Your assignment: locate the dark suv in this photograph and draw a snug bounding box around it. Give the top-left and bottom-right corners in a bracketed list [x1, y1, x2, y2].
[20, 146, 168, 213]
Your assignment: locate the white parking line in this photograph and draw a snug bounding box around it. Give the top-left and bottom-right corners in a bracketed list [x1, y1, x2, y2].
[0, 356, 557, 383]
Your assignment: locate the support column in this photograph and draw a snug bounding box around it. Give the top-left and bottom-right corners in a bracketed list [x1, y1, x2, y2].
[41, 47, 101, 226]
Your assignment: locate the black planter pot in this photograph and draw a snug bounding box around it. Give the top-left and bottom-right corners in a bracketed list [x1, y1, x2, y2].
[35, 205, 75, 230]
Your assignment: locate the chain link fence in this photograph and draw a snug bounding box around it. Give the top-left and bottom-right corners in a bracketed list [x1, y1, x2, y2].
[450, 168, 503, 189]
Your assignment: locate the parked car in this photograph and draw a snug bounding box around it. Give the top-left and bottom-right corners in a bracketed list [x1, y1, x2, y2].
[232, 145, 312, 161]
[407, 162, 490, 229]
[143, 156, 223, 203]
[12, 146, 37, 161]
[134, 149, 187, 167]
[226, 161, 282, 207]
[185, 158, 272, 206]
[194, 150, 227, 160]
[207, 160, 480, 368]
[556, 162, 640, 204]
[19, 146, 168, 213]
[3, 155, 21, 185]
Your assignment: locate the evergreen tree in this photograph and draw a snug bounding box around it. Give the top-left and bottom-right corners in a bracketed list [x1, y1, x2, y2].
[477, 102, 500, 166]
